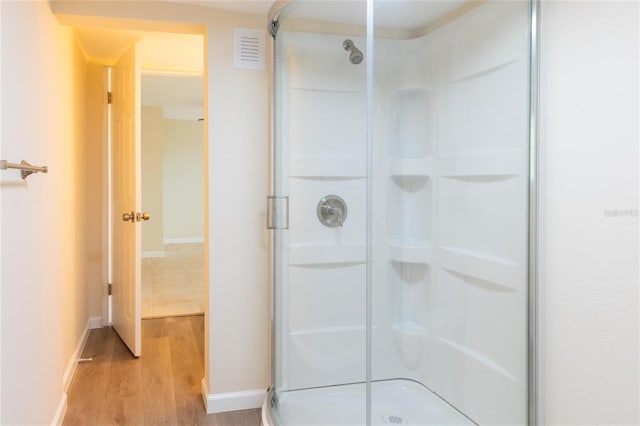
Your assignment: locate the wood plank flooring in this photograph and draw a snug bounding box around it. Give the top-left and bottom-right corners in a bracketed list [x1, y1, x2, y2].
[64, 316, 262, 426]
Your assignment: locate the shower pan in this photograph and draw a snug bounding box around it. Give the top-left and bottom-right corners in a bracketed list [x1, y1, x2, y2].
[264, 0, 538, 424]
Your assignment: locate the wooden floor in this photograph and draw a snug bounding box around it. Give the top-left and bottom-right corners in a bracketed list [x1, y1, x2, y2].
[64, 316, 262, 426]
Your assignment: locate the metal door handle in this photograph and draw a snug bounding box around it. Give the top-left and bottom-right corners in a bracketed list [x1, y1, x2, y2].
[122, 211, 135, 222]
[136, 212, 150, 222]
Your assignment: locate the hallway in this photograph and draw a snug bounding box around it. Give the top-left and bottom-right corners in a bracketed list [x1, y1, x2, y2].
[63, 316, 261, 425]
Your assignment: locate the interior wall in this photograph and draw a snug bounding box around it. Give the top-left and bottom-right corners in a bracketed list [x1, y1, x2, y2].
[163, 118, 204, 243]
[0, 0, 93, 423]
[86, 63, 106, 319]
[142, 106, 165, 254]
[539, 2, 639, 424]
[137, 33, 204, 72]
[204, 10, 270, 398]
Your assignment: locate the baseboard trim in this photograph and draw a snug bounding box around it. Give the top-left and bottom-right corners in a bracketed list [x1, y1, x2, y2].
[201, 379, 265, 414]
[142, 251, 165, 258]
[164, 237, 204, 244]
[51, 390, 67, 426]
[62, 318, 91, 393]
[54, 317, 96, 425]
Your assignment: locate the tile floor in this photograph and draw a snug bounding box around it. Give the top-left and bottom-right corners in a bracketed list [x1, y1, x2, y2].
[142, 243, 205, 318]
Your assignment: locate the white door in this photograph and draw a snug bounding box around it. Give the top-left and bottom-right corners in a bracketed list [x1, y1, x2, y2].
[111, 43, 142, 357]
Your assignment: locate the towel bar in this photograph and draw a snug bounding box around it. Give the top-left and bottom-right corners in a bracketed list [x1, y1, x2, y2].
[0, 160, 48, 180]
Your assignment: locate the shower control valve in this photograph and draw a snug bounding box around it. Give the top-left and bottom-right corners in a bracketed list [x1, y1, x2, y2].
[317, 195, 347, 228]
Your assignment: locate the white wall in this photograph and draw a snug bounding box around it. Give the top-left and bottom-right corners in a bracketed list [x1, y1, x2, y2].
[1, 0, 97, 423]
[204, 10, 270, 401]
[86, 63, 106, 319]
[142, 106, 165, 254]
[142, 113, 205, 250]
[539, 2, 639, 425]
[163, 118, 204, 243]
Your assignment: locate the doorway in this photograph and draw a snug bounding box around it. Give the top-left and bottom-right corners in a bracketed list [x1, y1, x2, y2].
[141, 72, 205, 318]
[71, 25, 206, 355]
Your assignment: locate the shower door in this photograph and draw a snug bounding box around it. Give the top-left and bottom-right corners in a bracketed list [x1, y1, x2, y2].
[269, 2, 369, 424]
[268, 0, 534, 424]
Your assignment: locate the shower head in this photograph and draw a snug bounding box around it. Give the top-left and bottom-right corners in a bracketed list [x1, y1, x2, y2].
[343, 39, 364, 65]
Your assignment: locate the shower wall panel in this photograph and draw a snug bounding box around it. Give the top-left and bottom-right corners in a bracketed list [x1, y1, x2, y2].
[432, 3, 529, 424]
[280, 31, 368, 391]
[372, 1, 530, 424]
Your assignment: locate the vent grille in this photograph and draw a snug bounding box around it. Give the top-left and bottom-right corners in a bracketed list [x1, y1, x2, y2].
[234, 28, 265, 70]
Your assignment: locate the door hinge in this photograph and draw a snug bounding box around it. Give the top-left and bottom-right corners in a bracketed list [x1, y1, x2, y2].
[108, 283, 112, 295]
[107, 91, 112, 104]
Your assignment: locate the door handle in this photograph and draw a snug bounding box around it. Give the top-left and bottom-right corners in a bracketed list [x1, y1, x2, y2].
[136, 212, 150, 222]
[122, 211, 135, 222]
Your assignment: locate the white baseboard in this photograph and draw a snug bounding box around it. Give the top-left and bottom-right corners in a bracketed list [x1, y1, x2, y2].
[54, 317, 95, 425]
[142, 251, 166, 258]
[51, 392, 67, 426]
[62, 318, 92, 393]
[164, 237, 204, 244]
[201, 379, 265, 414]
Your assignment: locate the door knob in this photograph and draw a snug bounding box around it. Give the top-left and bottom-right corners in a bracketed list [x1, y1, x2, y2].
[136, 212, 150, 222]
[122, 211, 135, 222]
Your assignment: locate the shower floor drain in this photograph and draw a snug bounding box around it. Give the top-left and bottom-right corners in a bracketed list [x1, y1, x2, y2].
[382, 413, 408, 425]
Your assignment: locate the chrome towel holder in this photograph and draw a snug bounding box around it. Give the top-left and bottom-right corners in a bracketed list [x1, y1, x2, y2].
[0, 160, 48, 180]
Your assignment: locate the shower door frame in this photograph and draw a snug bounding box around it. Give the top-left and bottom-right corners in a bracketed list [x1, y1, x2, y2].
[265, 1, 541, 424]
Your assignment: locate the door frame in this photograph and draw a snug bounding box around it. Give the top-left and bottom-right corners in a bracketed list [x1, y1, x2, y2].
[100, 31, 208, 341]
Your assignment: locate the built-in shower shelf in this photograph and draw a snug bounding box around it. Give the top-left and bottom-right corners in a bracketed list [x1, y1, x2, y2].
[289, 242, 365, 266]
[389, 241, 431, 264]
[290, 155, 365, 179]
[439, 246, 520, 291]
[439, 151, 523, 180]
[389, 158, 432, 177]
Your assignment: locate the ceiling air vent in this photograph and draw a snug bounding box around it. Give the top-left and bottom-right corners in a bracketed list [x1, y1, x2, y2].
[234, 28, 265, 70]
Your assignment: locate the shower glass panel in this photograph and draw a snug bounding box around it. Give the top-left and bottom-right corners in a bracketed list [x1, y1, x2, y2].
[266, 1, 534, 425]
[270, 2, 369, 424]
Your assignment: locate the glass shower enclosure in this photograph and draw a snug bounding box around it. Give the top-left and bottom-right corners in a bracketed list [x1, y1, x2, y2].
[265, 1, 537, 424]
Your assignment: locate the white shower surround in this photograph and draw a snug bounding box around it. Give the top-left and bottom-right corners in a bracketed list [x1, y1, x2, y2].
[272, 1, 530, 424]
